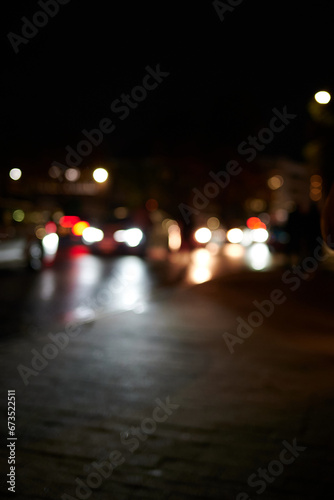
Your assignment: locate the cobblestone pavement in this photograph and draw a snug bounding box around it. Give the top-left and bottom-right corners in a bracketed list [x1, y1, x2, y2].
[1, 266, 334, 499]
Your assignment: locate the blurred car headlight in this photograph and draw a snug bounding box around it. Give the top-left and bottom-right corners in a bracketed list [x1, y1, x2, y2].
[42, 233, 59, 256]
[123, 228, 143, 247]
[226, 228, 243, 244]
[251, 228, 269, 243]
[114, 229, 126, 242]
[194, 227, 212, 244]
[82, 227, 104, 244]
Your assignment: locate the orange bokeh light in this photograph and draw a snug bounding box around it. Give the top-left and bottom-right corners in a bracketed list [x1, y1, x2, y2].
[72, 221, 90, 236]
[247, 217, 266, 230]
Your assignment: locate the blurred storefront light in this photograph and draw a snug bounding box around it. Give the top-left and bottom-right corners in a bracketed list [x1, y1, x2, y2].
[114, 207, 128, 219]
[207, 217, 220, 230]
[275, 208, 288, 223]
[310, 174, 323, 201]
[52, 211, 64, 223]
[310, 174, 322, 187]
[65, 168, 81, 182]
[268, 175, 284, 190]
[310, 190, 322, 201]
[162, 219, 177, 231]
[248, 198, 267, 212]
[35, 226, 47, 239]
[12, 209, 25, 222]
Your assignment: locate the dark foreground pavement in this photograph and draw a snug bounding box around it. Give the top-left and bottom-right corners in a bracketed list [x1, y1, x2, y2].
[1, 266, 334, 500]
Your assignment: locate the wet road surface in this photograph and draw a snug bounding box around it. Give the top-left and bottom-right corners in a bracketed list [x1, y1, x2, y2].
[1, 246, 334, 499]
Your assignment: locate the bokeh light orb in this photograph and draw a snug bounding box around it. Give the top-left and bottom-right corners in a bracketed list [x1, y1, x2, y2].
[207, 217, 220, 230]
[72, 221, 90, 236]
[13, 209, 25, 222]
[314, 91, 331, 104]
[226, 228, 243, 244]
[65, 168, 81, 182]
[9, 168, 22, 181]
[194, 227, 212, 244]
[93, 168, 108, 183]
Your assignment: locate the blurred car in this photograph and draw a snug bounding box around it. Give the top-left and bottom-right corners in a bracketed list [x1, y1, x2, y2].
[83, 212, 147, 257]
[0, 226, 59, 271]
[80, 207, 186, 258]
[0, 203, 59, 270]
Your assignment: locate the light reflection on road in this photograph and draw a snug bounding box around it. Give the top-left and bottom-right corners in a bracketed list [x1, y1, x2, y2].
[185, 243, 273, 285]
[3, 244, 276, 334]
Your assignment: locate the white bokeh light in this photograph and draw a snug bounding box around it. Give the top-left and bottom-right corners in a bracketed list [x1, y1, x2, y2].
[226, 228, 243, 244]
[93, 168, 108, 183]
[9, 168, 22, 181]
[82, 227, 104, 244]
[194, 227, 212, 244]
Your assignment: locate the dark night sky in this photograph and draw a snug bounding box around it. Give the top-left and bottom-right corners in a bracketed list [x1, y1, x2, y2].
[2, 0, 334, 171]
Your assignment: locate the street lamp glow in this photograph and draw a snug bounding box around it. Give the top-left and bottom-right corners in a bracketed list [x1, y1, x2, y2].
[9, 168, 22, 180]
[93, 168, 108, 183]
[314, 91, 331, 104]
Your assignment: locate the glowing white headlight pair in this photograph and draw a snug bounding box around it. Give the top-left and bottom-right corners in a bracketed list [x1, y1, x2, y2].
[113, 228, 143, 247]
